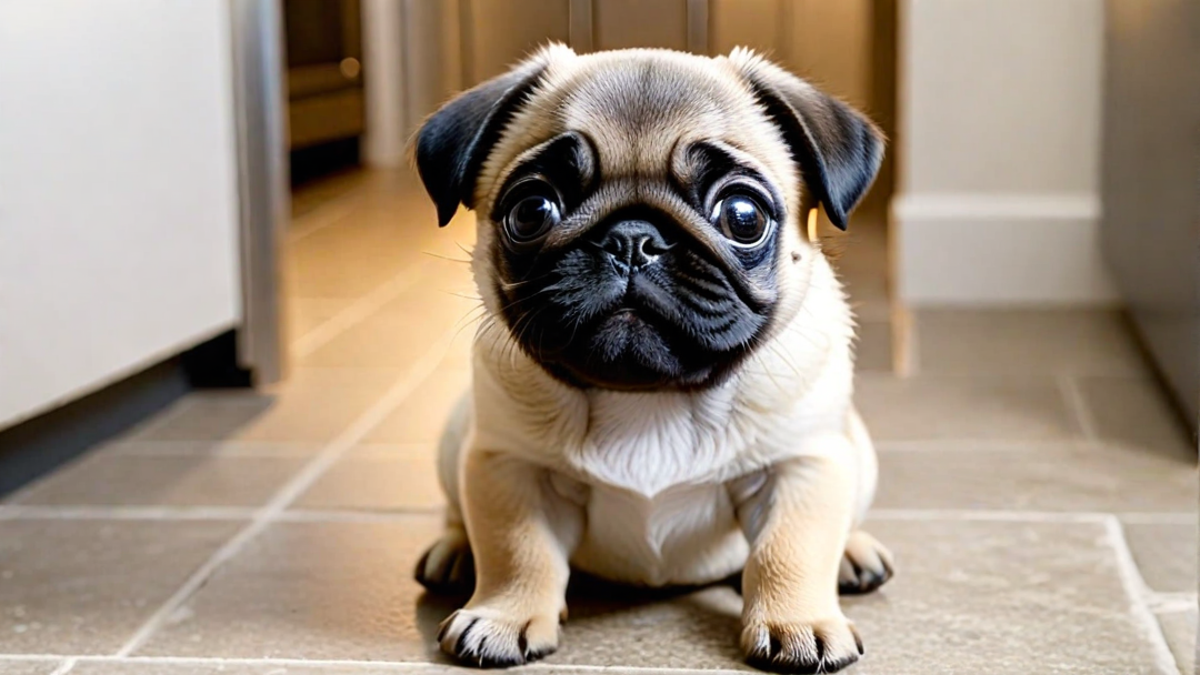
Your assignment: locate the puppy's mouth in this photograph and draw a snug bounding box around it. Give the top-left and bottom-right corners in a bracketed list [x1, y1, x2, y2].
[539, 293, 717, 391]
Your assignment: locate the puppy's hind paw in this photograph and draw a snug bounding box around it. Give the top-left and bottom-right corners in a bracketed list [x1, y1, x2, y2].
[415, 527, 475, 596]
[838, 530, 894, 595]
[742, 615, 863, 674]
[437, 606, 560, 668]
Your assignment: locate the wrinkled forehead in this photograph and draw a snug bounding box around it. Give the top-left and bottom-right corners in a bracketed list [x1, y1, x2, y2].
[557, 59, 754, 177]
[481, 52, 797, 202]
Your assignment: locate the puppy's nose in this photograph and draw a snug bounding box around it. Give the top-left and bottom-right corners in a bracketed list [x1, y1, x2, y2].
[597, 220, 671, 274]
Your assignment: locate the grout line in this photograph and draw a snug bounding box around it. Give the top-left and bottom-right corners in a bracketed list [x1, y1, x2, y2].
[1146, 592, 1199, 614]
[292, 260, 432, 358]
[0, 654, 750, 674]
[1102, 515, 1180, 675]
[277, 507, 442, 522]
[868, 509, 1110, 523]
[47, 658, 77, 675]
[288, 189, 366, 242]
[2, 503, 1193, 525]
[0, 505, 256, 521]
[1057, 374, 1099, 440]
[112, 327, 458, 658]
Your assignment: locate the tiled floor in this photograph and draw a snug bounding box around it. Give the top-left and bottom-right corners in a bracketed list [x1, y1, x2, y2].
[1, 169, 1196, 675]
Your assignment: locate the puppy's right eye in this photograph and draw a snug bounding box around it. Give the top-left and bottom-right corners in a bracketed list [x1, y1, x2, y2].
[505, 195, 561, 244]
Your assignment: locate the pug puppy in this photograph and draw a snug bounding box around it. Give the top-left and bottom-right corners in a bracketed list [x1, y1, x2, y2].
[412, 44, 893, 674]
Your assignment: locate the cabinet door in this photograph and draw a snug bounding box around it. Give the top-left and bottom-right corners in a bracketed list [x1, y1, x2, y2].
[461, 0, 570, 86]
[593, 0, 689, 51]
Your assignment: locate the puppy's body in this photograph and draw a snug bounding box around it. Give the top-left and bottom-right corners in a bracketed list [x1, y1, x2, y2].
[438, 253, 875, 588]
[413, 45, 892, 673]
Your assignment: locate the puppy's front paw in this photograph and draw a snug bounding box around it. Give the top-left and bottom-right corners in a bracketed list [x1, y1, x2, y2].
[437, 604, 560, 668]
[742, 613, 863, 674]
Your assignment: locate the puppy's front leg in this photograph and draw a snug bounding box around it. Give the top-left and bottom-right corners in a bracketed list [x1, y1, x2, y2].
[735, 443, 862, 674]
[438, 449, 581, 668]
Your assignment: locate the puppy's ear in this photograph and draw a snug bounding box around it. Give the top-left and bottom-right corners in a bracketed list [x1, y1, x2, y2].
[727, 48, 884, 230]
[414, 48, 560, 227]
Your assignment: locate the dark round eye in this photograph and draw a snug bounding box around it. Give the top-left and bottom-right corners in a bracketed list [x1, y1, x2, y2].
[505, 195, 561, 243]
[712, 194, 770, 246]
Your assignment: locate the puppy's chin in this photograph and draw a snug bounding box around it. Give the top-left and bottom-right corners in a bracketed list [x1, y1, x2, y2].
[541, 308, 718, 391]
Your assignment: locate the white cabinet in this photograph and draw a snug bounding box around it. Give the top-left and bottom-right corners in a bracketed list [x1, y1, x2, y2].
[0, 0, 243, 429]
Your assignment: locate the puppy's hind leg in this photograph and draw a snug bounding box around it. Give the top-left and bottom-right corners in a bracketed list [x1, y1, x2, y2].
[415, 393, 476, 595]
[838, 530, 894, 595]
[837, 408, 893, 595]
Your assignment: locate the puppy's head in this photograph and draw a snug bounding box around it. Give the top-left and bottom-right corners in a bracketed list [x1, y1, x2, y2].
[416, 45, 883, 391]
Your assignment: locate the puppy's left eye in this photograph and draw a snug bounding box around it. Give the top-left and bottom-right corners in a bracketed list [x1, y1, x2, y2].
[711, 194, 771, 247]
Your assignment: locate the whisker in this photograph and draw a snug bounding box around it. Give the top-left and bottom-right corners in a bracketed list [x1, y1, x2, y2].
[422, 250, 472, 264]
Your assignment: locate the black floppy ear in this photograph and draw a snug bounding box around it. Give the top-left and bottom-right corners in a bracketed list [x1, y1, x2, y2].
[728, 48, 884, 230]
[414, 55, 550, 227]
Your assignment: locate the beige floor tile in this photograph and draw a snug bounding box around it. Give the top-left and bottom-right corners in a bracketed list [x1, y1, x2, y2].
[1123, 522, 1199, 593]
[1157, 608, 1197, 675]
[130, 369, 401, 443]
[133, 519, 443, 660]
[345, 442, 436, 458]
[68, 663, 460, 675]
[0, 662, 62, 675]
[0, 520, 239, 654]
[288, 297, 356, 339]
[437, 331, 476, 371]
[297, 289, 477, 369]
[365, 369, 471, 444]
[290, 168, 371, 219]
[7, 454, 306, 508]
[914, 310, 1147, 377]
[102, 440, 322, 458]
[842, 519, 1164, 674]
[544, 520, 1161, 672]
[288, 210, 437, 299]
[1077, 376, 1196, 458]
[293, 455, 444, 512]
[855, 320, 893, 374]
[855, 375, 1081, 441]
[874, 442, 1198, 512]
[288, 203, 474, 300]
[131, 517, 1170, 671]
[66, 662, 638, 675]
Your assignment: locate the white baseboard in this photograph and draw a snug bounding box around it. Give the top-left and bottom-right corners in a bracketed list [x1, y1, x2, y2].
[892, 193, 1119, 307]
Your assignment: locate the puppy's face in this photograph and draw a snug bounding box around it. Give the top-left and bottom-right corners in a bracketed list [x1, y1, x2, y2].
[417, 46, 882, 391]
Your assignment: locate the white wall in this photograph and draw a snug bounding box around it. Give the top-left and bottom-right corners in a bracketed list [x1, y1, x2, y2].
[0, 0, 242, 428]
[894, 0, 1117, 306]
